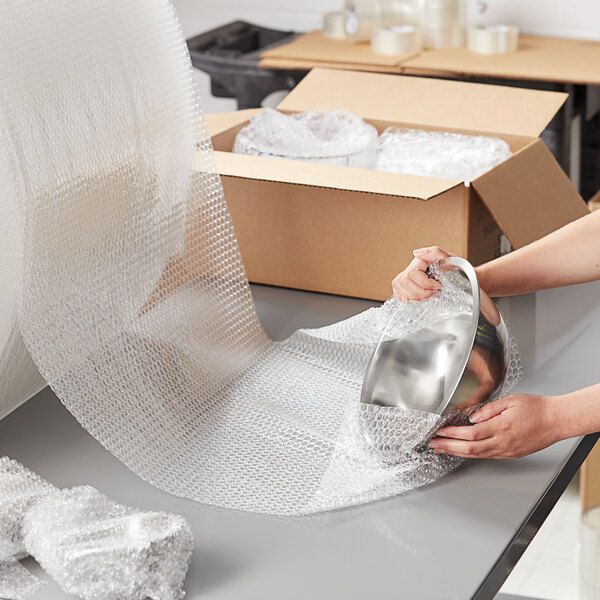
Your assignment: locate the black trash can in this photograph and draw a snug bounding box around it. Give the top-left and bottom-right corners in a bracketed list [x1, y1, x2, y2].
[187, 21, 308, 109]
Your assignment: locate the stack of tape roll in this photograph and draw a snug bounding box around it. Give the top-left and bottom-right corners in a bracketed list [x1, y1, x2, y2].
[468, 25, 519, 54]
[422, 26, 464, 49]
[322, 11, 347, 40]
[343, 0, 418, 43]
[371, 25, 422, 55]
[420, 0, 465, 49]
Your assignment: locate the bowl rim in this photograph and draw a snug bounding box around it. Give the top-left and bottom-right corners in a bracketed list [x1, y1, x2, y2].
[360, 256, 481, 415]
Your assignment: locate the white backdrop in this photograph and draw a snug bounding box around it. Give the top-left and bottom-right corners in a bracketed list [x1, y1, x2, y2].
[173, 0, 600, 42]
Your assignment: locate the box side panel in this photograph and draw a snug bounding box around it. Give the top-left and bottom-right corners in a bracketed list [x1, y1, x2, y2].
[215, 151, 460, 200]
[222, 177, 467, 301]
[467, 188, 504, 266]
[205, 109, 261, 138]
[472, 138, 588, 249]
[211, 121, 251, 152]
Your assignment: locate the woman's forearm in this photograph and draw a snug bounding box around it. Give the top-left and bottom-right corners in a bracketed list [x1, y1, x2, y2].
[476, 209, 600, 297]
[551, 383, 600, 440]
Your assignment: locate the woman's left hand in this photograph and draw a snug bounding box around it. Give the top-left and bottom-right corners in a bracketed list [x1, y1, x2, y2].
[429, 394, 563, 459]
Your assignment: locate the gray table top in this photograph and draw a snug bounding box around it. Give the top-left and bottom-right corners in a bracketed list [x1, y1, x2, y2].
[2, 281, 599, 600]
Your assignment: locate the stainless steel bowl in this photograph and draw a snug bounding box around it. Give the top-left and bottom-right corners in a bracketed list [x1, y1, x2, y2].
[361, 257, 509, 416]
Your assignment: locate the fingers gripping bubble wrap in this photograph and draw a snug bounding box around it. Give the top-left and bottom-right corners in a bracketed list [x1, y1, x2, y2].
[0, 0, 523, 523]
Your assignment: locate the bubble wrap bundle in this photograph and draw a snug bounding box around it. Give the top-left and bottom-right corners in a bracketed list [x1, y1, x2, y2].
[0, 558, 44, 600]
[24, 486, 193, 600]
[0, 459, 193, 600]
[375, 126, 513, 182]
[0, 0, 523, 522]
[233, 107, 378, 167]
[0, 458, 55, 599]
[0, 457, 57, 559]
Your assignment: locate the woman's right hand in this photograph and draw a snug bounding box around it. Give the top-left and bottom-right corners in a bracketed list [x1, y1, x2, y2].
[391, 246, 453, 303]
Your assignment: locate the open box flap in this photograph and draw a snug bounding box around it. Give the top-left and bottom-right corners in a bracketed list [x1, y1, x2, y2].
[278, 68, 567, 138]
[472, 139, 588, 249]
[212, 151, 461, 200]
[205, 109, 262, 138]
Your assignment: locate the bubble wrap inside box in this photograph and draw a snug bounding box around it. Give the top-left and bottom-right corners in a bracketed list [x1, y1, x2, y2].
[23, 486, 194, 600]
[233, 107, 378, 167]
[375, 126, 512, 182]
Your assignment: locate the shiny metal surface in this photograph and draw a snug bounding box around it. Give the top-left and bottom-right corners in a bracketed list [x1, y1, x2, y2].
[361, 257, 509, 415]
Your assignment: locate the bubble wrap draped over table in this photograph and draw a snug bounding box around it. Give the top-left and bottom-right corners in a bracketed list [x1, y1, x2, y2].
[0, 0, 522, 516]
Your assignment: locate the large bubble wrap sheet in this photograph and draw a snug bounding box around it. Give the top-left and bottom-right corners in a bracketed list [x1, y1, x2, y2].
[0, 0, 523, 520]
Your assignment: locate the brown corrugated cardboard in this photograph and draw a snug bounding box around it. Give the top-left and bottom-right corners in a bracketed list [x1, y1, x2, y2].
[205, 109, 261, 138]
[278, 68, 567, 138]
[261, 31, 417, 68]
[471, 140, 588, 248]
[259, 57, 401, 74]
[205, 68, 588, 301]
[402, 35, 600, 85]
[214, 151, 461, 199]
[259, 32, 600, 86]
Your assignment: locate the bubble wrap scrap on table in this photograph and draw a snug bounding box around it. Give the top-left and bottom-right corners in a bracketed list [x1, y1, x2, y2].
[23, 486, 194, 600]
[0, 457, 56, 600]
[233, 107, 378, 166]
[0, 557, 45, 600]
[375, 126, 513, 182]
[3, 0, 523, 518]
[0, 457, 57, 560]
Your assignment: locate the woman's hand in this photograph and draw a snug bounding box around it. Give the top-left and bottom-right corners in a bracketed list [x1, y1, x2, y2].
[429, 394, 563, 459]
[392, 246, 453, 303]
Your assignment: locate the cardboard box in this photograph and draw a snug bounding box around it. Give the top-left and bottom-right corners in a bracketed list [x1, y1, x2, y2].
[206, 68, 588, 301]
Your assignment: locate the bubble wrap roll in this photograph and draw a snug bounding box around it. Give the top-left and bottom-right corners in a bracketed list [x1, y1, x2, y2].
[0, 0, 523, 519]
[23, 486, 194, 600]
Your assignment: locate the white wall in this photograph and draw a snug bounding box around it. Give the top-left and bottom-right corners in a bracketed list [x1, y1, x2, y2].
[468, 0, 600, 41]
[173, 0, 338, 39]
[174, 0, 600, 40]
[172, 0, 600, 112]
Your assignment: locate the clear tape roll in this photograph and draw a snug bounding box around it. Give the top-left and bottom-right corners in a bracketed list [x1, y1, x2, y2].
[343, 0, 418, 42]
[420, 0, 462, 29]
[468, 24, 519, 54]
[322, 11, 347, 40]
[371, 25, 422, 55]
[423, 25, 464, 49]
